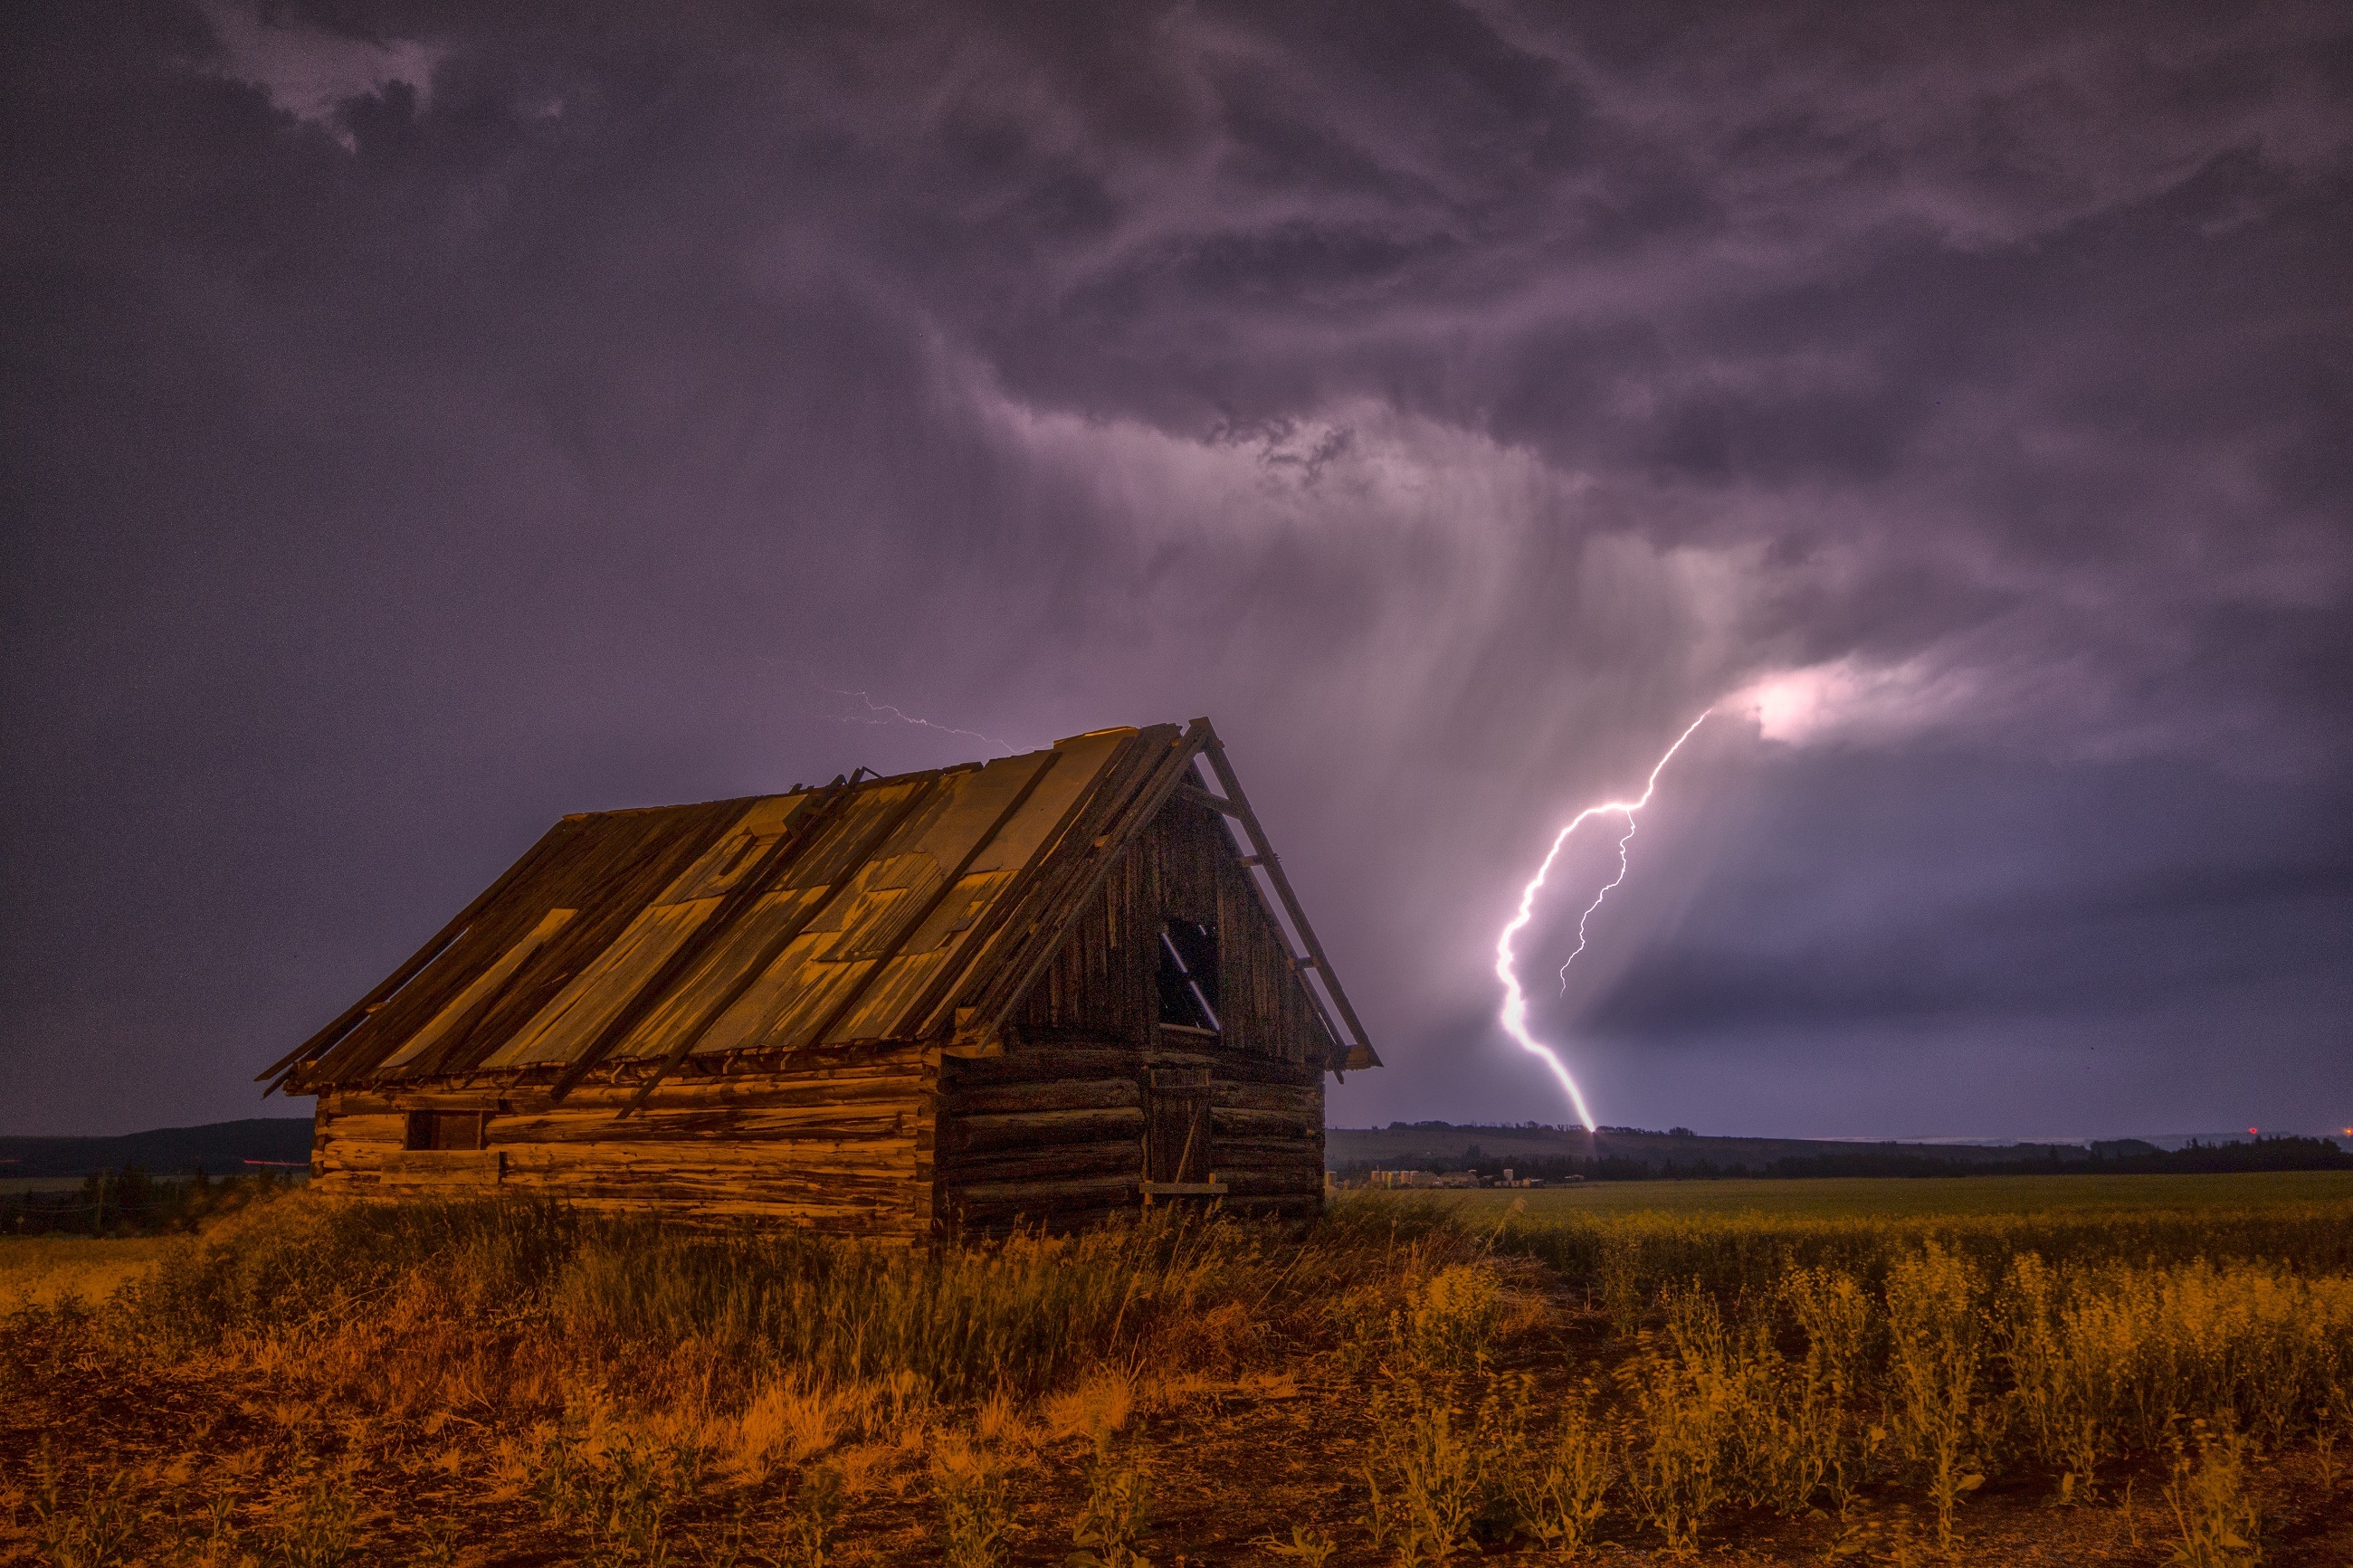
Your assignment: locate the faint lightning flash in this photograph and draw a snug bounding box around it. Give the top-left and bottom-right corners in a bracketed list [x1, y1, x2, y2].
[816, 684, 1029, 755]
[1493, 712, 1711, 1129]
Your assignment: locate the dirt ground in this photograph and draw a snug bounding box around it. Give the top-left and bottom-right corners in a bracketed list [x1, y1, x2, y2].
[6, 1297, 2351, 1567]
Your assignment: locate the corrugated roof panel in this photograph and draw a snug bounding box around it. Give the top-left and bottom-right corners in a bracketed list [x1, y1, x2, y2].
[865, 733, 1132, 1023]
[902, 868, 1011, 956]
[752, 949, 887, 1050]
[400, 803, 748, 1080]
[374, 908, 578, 1072]
[774, 778, 935, 891]
[329, 807, 729, 1084]
[598, 884, 831, 1061]
[968, 732, 1129, 872]
[628, 775, 942, 1058]
[303, 818, 599, 1082]
[662, 794, 812, 903]
[819, 852, 949, 961]
[723, 855, 929, 1048]
[824, 940, 960, 1044]
[458, 797, 811, 1073]
[760, 747, 1076, 1048]
[479, 896, 725, 1069]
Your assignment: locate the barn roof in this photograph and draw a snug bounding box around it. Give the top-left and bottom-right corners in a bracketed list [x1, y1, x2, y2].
[263, 719, 1377, 1107]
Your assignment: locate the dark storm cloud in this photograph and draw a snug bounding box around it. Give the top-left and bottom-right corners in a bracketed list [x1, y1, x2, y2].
[1592, 841, 2353, 1035]
[3, 0, 2348, 1136]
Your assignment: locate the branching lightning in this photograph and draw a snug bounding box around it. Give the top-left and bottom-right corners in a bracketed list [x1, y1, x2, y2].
[1494, 712, 1711, 1129]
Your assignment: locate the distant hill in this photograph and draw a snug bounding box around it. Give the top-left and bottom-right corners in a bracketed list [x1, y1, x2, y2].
[0, 1117, 314, 1177]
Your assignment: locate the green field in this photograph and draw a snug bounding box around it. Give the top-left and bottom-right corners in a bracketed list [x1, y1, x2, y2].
[1431, 1168, 2353, 1218]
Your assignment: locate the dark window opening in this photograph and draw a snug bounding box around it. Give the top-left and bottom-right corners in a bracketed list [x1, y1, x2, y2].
[405, 1110, 486, 1151]
[1157, 919, 1220, 1031]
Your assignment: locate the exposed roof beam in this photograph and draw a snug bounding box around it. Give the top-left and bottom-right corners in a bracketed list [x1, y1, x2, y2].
[1193, 720, 1381, 1073]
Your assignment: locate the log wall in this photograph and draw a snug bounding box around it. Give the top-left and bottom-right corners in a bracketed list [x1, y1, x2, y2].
[936, 1040, 1324, 1230]
[308, 1041, 935, 1238]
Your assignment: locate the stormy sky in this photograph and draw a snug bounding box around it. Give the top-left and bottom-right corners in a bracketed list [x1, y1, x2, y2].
[5, 1, 2348, 1140]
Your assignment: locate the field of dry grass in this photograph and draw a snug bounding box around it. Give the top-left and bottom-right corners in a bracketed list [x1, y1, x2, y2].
[0, 1238, 177, 1315]
[4, 1175, 2351, 1565]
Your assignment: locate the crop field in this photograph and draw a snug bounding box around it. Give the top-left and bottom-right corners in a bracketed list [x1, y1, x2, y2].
[1449, 1169, 2353, 1219]
[4, 1175, 2351, 1565]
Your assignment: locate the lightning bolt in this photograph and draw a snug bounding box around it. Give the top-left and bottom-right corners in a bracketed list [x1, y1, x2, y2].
[815, 684, 1030, 755]
[1494, 712, 1710, 1129]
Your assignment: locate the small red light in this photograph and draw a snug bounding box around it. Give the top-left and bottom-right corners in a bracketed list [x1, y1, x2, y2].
[2247, 1126, 2259, 1136]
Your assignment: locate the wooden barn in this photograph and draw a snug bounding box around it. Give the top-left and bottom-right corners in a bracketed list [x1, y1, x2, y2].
[261, 720, 1379, 1238]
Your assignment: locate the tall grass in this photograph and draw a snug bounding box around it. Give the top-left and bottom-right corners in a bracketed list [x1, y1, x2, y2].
[17, 1193, 1481, 1563]
[106, 1193, 1468, 1418]
[1360, 1193, 2353, 1557]
[9, 1184, 2350, 1562]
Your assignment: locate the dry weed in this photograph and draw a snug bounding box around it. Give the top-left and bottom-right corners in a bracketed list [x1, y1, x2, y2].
[28, 1450, 141, 1568]
[774, 1461, 843, 1568]
[8, 1185, 2352, 1564]
[271, 1462, 359, 1568]
[1622, 1349, 1729, 1556]
[1883, 1244, 1986, 1546]
[1402, 1262, 1502, 1372]
[732, 1373, 854, 1479]
[929, 1437, 1013, 1568]
[1253, 1523, 1339, 1563]
[1067, 1430, 1154, 1567]
[1042, 1369, 1137, 1449]
[2164, 1420, 2263, 1567]
[1508, 1389, 1614, 1554]
[1363, 1381, 1487, 1564]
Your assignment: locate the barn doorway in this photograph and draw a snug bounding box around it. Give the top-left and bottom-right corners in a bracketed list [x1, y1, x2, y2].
[1141, 1065, 1223, 1197]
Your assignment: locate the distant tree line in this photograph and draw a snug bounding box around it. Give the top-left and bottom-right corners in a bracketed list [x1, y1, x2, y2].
[2, 1164, 294, 1236]
[1337, 1135, 2351, 1184]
